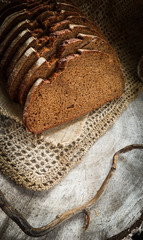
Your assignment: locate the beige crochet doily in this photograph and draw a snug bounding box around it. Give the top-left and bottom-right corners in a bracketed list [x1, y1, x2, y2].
[0, 0, 143, 191]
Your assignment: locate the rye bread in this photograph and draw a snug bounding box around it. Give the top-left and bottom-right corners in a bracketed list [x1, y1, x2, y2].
[66, 16, 104, 38]
[0, 1, 79, 26]
[49, 19, 71, 32]
[17, 28, 103, 104]
[7, 47, 39, 100]
[36, 10, 58, 24]
[23, 49, 125, 134]
[42, 10, 83, 29]
[55, 2, 83, 14]
[49, 18, 103, 38]
[19, 57, 53, 105]
[0, 1, 43, 25]
[0, 19, 39, 59]
[18, 34, 97, 106]
[0, 10, 29, 43]
[19, 31, 118, 107]
[1, 24, 48, 77]
[18, 33, 96, 106]
[1, 29, 32, 75]
[7, 36, 49, 78]
[57, 34, 97, 57]
[38, 24, 103, 60]
[0, 0, 35, 17]
[81, 36, 120, 62]
[0, 4, 54, 42]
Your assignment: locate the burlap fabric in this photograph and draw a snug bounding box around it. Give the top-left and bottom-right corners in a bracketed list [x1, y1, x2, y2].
[0, 0, 143, 191]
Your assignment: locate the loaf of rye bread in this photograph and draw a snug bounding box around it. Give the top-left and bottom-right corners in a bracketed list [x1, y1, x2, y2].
[0, 0, 125, 134]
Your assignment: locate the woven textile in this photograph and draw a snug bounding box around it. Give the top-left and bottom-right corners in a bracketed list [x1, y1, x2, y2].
[0, 0, 143, 191]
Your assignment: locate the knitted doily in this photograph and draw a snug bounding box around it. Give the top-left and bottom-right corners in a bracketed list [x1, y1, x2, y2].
[0, 0, 143, 191]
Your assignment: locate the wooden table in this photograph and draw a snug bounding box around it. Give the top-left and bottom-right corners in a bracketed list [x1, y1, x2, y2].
[0, 92, 143, 240]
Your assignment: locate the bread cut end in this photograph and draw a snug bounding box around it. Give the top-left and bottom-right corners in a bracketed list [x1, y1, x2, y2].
[23, 50, 125, 134]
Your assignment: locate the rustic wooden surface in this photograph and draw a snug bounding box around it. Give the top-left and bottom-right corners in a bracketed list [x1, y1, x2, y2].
[0, 92, 143, 240]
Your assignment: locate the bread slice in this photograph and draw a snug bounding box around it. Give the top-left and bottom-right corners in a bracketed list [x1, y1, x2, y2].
[43, 10, 82, 29]
[0, 10, 30, 42]
[0, 29, 32, 75]
[0, 0, 74, 19]
[0, 1, 43, 25]
[0, 0, 29, 18]
[36, 1, 80, 23]
[1, 24, 48, 77]
[55, 2, 83, 14]
[7, 47, 39, 100]
[18, 33, 97, 106]
[50, 20, 103, 39]
[49, 16, 103, 38]
[23, 49, 125, 134]
[49, 19, 71, 32]
[19, 32, 120, 107]
[69, 24, 102, 38]
[0, 4, 54, 42]
[37, 10, 58, 23]
[7, 36, 49, 78]
[0, 3, 27, 25]
[0, 14, 49, 78]
[81, 36, 120, 62]
[66, 16, 104, 38]
[39, 24, 103, 60]
[0, 2, 78, 50]
[57, 35, 95, 57]
[0, 20, 30, 57]
[19, 57, 53, 105]
[18, 33, 107, 106]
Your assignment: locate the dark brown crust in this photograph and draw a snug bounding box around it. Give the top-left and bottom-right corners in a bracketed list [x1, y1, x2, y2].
[57, 34, 95, 58]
